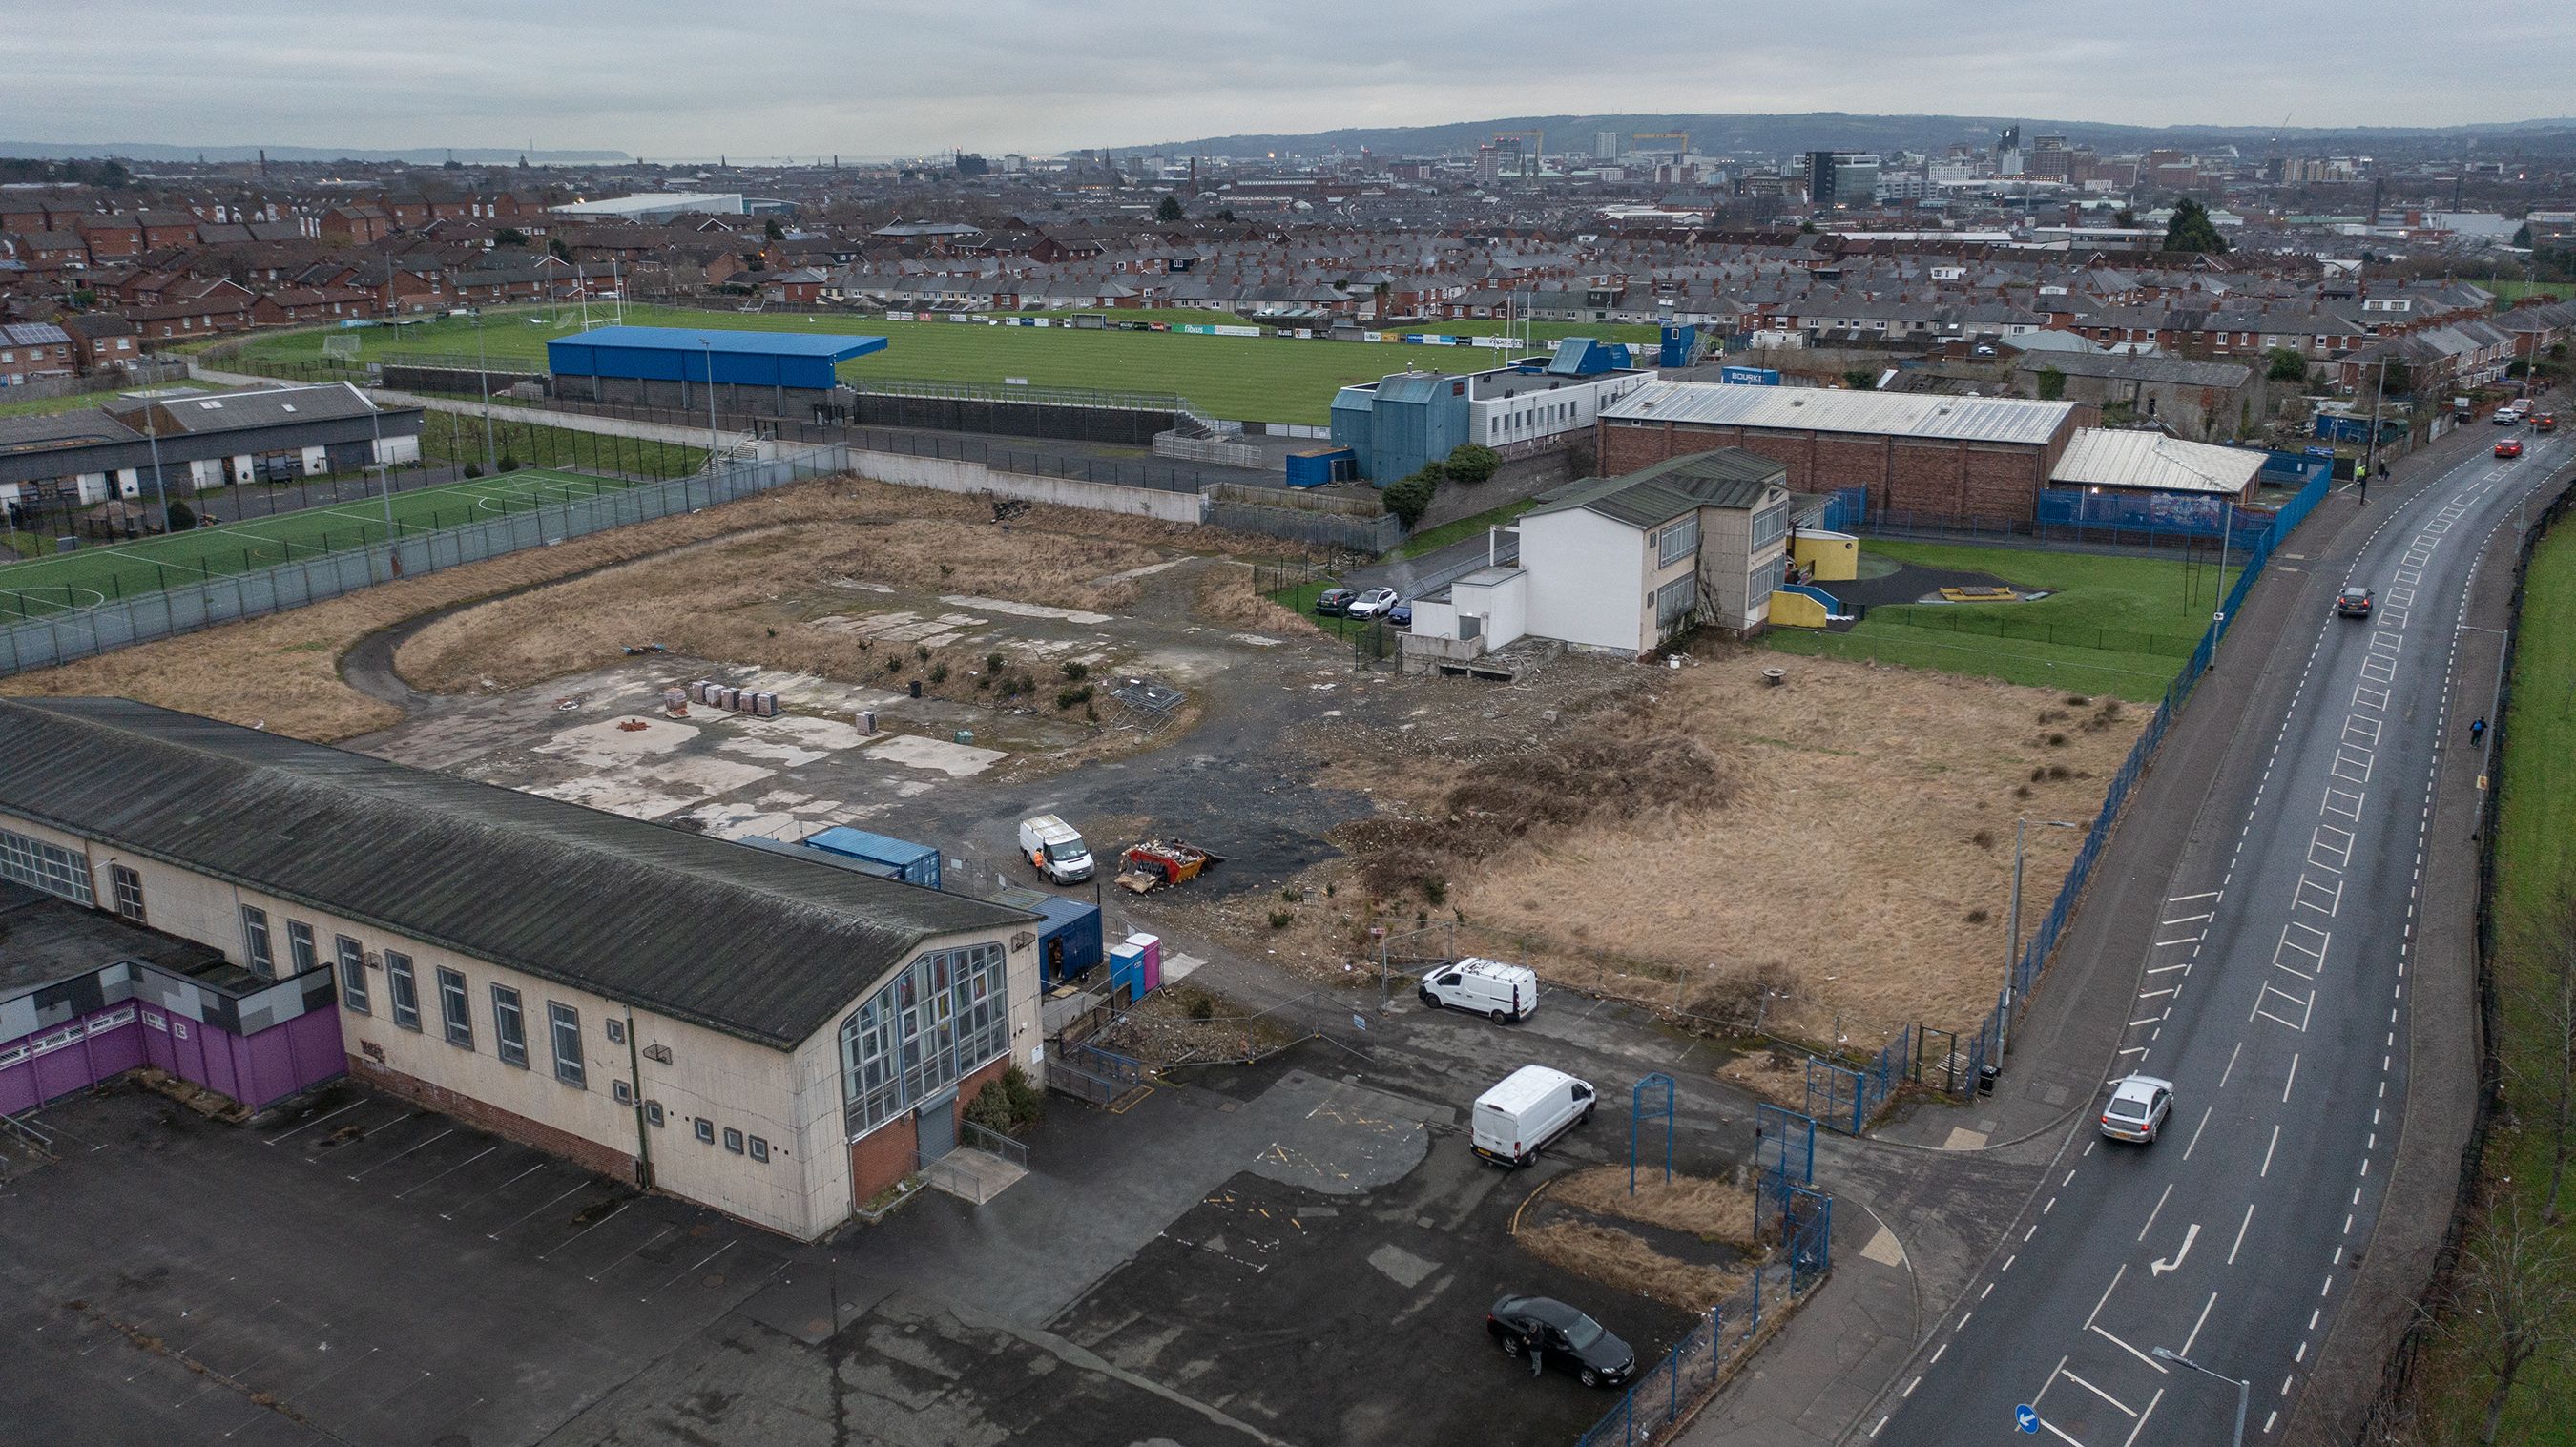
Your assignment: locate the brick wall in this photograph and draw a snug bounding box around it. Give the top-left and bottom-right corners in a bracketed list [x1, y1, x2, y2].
[1597, 418, 2073, 524]
[350, 1052, 637, 1182]
[842, 1051, 1021, 1206]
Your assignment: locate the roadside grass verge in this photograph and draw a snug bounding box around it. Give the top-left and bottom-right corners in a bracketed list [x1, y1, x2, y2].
[2404, 519, 2576, 1445]
[1392, 496, 1540, 559]
[1763, 539, 2238, 703]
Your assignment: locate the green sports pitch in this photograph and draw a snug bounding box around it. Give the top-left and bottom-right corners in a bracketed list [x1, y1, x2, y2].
[228, 303, 1666, 426]
[0, 467, 642, 619]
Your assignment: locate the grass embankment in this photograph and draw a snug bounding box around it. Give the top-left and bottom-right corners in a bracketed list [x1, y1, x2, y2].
[1764, 540, 2238, 702]
[2406, 519, 2576, 1444]
[222, 303, 1656, 426]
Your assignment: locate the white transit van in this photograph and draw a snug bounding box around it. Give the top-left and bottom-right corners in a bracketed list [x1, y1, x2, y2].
[1419, 957, 1540, 1022]
[1472, 1065, 1596, 1167]
[1017, 815, 1094, 884]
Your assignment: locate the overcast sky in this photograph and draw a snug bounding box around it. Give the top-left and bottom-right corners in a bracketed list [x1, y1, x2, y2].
[7, 0, 2568, 159]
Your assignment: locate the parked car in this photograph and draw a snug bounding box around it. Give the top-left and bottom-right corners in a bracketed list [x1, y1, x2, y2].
[1387, 600, 1414, 629]
[2496, 438, 2524, 459]
[1471, 1065, 1595, 1167]
[2493, 403, 2526, 425]
[1346, 587, 1401, 619]
[2334, 586, 2375, 619]
[1312, 587, 1359, 617]
[1419, 957, 1539, 1022]
[1486, 1295, 1636, 1388]
[2099, 1074, 2174, 1144]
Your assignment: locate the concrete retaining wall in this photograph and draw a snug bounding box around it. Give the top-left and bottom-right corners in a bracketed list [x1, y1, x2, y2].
[843, 447, 1204, 524]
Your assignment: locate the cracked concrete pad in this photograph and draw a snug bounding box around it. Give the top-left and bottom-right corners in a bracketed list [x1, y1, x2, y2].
[941, 594, 1113, 625]
[866, 733, 1007, 777]
[1367, 1243, 1438, 1290]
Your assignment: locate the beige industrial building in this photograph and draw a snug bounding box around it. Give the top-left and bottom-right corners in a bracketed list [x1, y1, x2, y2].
[0, 697, 1041, 1240]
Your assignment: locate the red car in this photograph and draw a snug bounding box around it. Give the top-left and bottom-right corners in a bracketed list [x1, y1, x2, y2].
[2537, 413, 2559, 433]
[2496, 438, 2524, 459]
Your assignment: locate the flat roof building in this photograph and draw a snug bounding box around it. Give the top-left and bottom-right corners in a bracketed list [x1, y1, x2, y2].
[546, 325, 888, 415]
[0, 697, 1042, 1239]
[548, 193, 747, 223]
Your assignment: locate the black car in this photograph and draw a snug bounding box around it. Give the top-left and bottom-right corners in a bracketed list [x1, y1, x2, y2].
[2334, 586, 2374, 619]
[1313, 587, 1360, 617]
[1486, 1295, 1636, 1388]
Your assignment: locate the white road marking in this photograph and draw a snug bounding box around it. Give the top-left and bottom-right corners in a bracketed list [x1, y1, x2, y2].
[2231, 1203, 2256, 1265]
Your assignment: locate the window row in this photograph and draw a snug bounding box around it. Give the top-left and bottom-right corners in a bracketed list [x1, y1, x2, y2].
[319, 923, 592, 1088]
[0, 827, 94, 905]
[687, 1114, 773, 1163]
[837, 942, 1010, 1138]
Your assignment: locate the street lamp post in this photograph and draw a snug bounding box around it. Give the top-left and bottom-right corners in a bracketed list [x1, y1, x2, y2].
[2001, 818, 2082, 1059]
[2150, 1347, 2249, 1447]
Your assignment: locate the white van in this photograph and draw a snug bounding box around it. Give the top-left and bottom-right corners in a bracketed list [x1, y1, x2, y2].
[1017, 815, 1094, 884]
[1472, 1065, 1596, 1168]
[1419, 957, 1540, 1023]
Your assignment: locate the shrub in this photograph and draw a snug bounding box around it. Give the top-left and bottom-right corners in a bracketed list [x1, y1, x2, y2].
[163, 499, 196, 532]
[915, 644, 931, 662]
[883, 654, 904, 672]
[964, 1080, 1016, 1135]
[1965, 907, 1991, 923]
[2046, 732, 2068, 747]
[986, 651, 1006, 674]
[500, 453, 518, 471]
[1971, 829, 1996, 848]
[1444, 443, 1502, 485]
[1384, 467, 1439, 528]
[1280, 885, 1304, 903]
[1055, 683, 1093, 711]
[1268, 909, 1294, 929]
[1060, 660, 1089, 680]
[1422, 877, 1447, 906]
[1188, 993, 1217, 1021]
[967, 1065, 1045, 1135]
[927, 662, 949, 684]
[461, 464, 483, 480]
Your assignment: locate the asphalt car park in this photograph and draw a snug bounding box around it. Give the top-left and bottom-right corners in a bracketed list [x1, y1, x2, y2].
[0, 999, 1719, 1447]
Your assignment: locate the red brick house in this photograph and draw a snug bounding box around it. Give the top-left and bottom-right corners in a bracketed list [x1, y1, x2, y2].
[126, 294, 254, 341]
[0, 321, 78, 382]
[77, 216, 146, 264]
[135, 211, 202, 249]
[249, 286, 378, 326]
[61, 312, 142, 372]
[320, 205, 394, 245]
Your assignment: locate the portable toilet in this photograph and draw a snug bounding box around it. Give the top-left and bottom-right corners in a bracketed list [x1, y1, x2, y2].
[1124, 932, 1163, 992]
[800, 825, 942, 889]
[1108, 940, 1149, 1003]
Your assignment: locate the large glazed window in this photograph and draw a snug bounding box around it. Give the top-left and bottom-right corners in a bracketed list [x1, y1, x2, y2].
[837, 942, 1010, 1139]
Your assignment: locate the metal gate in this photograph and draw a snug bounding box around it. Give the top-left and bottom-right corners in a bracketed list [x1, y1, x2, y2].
[1804, 1056, 1865, 1135]
[1913, 1024, 1967, 1097]
[1754, 1103, 1814, 1238]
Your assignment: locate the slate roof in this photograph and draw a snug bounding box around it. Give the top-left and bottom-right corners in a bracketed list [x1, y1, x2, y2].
[1529, 446, 1788, 528]
[0, 698, 1031, 1050]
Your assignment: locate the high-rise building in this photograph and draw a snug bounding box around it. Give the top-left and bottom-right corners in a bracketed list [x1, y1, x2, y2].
[1595, 130, 1622, 160]
[1804, 151, 1880, 208]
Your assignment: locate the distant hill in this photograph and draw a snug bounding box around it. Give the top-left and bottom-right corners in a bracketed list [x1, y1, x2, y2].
[0, 141, 631, 166]
[1108, 112, 2576, 160]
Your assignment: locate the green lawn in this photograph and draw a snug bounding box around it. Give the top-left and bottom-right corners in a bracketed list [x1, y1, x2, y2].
[0, 467, 650, 618]
[2408, 520, 2576, 1444]
[220, 303, 1661, 426]
[1392, 497, 1541, 559]
[1761, 540, 2238, 701]
[2487, 279, 2572, 306]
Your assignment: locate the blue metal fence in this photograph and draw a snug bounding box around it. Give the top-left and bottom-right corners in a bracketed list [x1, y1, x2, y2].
[1968, 464, 2334, 1074]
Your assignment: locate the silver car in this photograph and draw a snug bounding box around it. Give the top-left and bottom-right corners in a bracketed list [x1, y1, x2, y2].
[2100, 1074, 2174, 1144]
[1346, 587, 1401, 619]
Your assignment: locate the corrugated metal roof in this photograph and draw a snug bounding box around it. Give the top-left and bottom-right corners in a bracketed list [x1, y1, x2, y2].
[553, 324, 888, 362]
[106, 382, 379, 437]
[0, 699, 1031, 1050]
[1600, 380, 2078, 445]
[2048, 428, 2265, 496]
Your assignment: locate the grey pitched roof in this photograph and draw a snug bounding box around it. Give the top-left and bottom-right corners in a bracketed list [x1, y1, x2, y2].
[0, 699, 1031, 1050]
[104, 382, 381, 437]
[1527, 472, 1702, 529]
[1530, 447, 1787, 527]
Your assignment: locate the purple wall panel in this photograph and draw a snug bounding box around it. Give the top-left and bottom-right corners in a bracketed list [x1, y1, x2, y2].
[0, 1062, 33, 1117]
[32, 1047, 90, 1103]
[86, 1023, 146, 1079]
[143, 1018, 178, 1074]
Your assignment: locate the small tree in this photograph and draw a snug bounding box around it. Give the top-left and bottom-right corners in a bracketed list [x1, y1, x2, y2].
[2035, 365, 2067, 402]
[1443, 444, 1501, 485]
[2162, 198, 2231, 255]
[1156, 194, 1185, 223]
[494, 226, 529, 247]
[2265, 347, 2311, 382]
[1384, 467, 1439, 528]
[763, 217, 785, 241]
[1842, 368, 1876, 391]
[547, 237, 571, 262]
[163, 499, 196, 532]
[2427, 1200, 2576, 1443]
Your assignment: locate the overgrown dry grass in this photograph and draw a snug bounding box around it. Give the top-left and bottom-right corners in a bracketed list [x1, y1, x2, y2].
[1288, 650, 2145, 1047]
[0, 474, 1319, 742]
[1550, 1167, 1759, 1249]
[1518, 1220, 1749, 1313]
[1192, 562, 1322, 636]
[394, 517, 1162, 696]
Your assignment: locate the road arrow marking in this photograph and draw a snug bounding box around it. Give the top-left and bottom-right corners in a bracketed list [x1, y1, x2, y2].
[2151, 1223, 2200, 1276]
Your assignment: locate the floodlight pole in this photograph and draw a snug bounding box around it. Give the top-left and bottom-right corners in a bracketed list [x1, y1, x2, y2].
[2001, 818, 2080, 1059]
[143, 395, 169, 532]
[367, 391, 397, 581]
[700, 338, 719, 465]
[474, 313, 497, 474]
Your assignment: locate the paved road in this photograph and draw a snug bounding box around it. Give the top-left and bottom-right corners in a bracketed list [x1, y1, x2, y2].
[1873, 429, 2571, 1446]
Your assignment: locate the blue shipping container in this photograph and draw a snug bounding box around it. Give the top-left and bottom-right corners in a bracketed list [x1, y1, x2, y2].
[800, 826, 942, 889]
[987, 886, 1104, 985]
[1284, 447, 1357, 486]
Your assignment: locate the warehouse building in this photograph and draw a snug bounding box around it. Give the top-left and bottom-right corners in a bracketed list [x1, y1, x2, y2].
[1595, 382, 2089, 524]
[0, 698, 1041, 1240]
[0, 383, 423, 527]
[546, 324, 886, 417]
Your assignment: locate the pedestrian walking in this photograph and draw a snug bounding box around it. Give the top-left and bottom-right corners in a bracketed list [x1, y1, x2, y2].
[2469, 716, 2486, 746]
